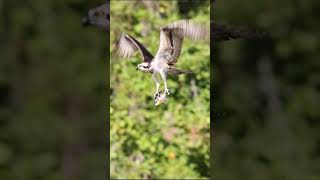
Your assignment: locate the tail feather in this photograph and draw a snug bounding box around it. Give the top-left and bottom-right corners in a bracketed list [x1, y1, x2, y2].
[167, 67, 193, 75]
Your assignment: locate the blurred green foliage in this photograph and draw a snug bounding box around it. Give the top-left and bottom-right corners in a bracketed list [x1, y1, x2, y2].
[0, 1, 106, 180]
[214, 0, 320, 180]
[110, 0, 210, 179]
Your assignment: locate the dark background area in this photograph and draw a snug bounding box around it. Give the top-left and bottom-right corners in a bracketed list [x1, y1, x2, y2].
[1, 0, 319, 179]
[0, 1, 106, 179]
[213, 0, 320, 179]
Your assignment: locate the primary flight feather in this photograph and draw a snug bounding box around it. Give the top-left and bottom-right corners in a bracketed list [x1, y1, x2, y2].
[112, 19, 209, 98]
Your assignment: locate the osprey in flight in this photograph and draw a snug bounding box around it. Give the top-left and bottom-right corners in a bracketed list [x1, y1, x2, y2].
[83, 3, 266, 104]
[82, 3, 265, 42]
[113, 20, 209, 98]
[82, 3, 109, 28]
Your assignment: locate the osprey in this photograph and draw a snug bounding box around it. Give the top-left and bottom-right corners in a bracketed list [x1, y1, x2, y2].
[83, 2, 267, 104]
[82, 3, 266, 41]
[113, 20, 209, 98]
[82, 3, 109, 29]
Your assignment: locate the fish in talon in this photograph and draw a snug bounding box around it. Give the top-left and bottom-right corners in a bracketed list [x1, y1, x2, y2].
[154, 91, 167, 106]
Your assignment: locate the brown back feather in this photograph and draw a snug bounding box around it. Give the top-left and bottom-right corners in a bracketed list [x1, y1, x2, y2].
[158, 19, 209, 65]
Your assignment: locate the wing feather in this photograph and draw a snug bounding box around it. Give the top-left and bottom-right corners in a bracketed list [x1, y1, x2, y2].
[113, 34, 153, 62]
[212, 22, 267, 42]
[158, 19, 209, 65]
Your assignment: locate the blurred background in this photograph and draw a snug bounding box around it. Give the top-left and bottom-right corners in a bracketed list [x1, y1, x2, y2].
[0, 1, 106, 180]
[1, 0, 319, 179]
[213, 0, 320, 179]
[110, 0, 210, 179]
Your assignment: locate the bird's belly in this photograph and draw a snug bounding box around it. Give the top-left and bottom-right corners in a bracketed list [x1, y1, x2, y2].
[152, 60, 168, 70]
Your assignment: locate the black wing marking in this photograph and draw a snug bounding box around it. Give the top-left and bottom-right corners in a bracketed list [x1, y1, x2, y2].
[113, 34, 154, 63]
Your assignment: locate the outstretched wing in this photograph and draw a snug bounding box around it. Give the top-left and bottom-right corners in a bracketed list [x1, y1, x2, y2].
[212, 22, 267, 42]
[113, 34, 154, 63]
[158, 19, 209, 65]
[211, 1, 267, 41]
[82, 3, 109, 29]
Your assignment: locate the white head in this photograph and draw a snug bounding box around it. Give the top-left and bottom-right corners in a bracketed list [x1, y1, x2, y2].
[136, 62, 152, 72]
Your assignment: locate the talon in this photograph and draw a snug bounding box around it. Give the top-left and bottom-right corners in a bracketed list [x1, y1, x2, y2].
[164, 89, 170, 95]
[154, 91, 159, 98]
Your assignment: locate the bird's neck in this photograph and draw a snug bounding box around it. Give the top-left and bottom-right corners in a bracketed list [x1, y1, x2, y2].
[140, 62, 153, 73]
[141, 69, 152, 73]
[147, 65, 154, 73]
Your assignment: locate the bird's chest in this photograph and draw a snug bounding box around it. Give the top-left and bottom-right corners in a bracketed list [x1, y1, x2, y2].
[156, 50, 172, 61]
[151, 60, 168, 72]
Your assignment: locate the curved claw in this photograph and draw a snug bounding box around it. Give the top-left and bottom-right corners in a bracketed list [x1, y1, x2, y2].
[164, 89, 170, 95]
[154, 91, 160, 98]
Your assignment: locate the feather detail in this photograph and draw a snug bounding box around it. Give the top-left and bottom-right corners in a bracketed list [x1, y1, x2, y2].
[112, 34, 154, 63]
[157, 19, 209, 65]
